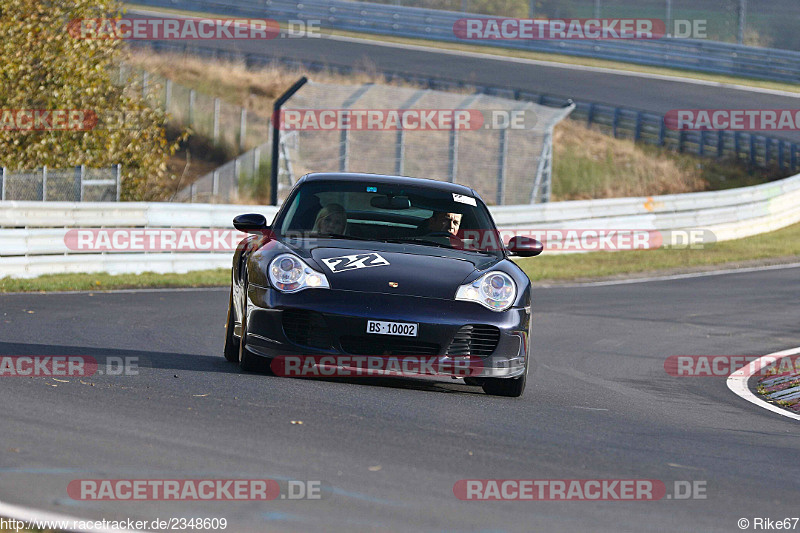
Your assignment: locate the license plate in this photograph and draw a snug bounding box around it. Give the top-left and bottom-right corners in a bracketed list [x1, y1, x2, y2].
[366, 320, 418, 337]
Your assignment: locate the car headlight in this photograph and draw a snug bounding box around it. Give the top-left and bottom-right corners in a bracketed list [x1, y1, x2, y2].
[268, 254, 330, 293]
[455, 271, 516, 311]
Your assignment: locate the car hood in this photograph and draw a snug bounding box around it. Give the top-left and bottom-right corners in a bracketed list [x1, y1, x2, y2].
[300, 242, 499, 298]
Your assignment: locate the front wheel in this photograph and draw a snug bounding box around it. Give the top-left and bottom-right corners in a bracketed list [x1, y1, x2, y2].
[482, 373, 526, 397]
[238, 281, 270, 373]
[223, 287, 240, 363]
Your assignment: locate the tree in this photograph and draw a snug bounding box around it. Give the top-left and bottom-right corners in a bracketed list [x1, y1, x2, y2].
[0, 0, 181, 200]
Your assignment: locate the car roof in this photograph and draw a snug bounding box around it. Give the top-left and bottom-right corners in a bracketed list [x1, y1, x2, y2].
[300, 172, 480, 198]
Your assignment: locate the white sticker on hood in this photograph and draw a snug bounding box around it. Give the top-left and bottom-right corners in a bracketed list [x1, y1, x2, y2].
[453, 193, 477, 206]
[322, 252, 390, 273]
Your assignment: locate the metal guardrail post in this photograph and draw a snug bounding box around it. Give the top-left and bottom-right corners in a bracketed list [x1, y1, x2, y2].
[779, 141, 785, 170]
[587, 104, 595, 127]
[699, 131, 705, 157]
[750, 135, 756, 165]
[765, 137, 772, 166]
[734, 132, 741, 159]
[658, 119, 666, 146]
[792, 144, 798, 173]
[634, 112, 643, 141]
[612, 108, 620, 138]
[496, 126, 508, 205]
[679, 130, 686, 153]
[717, 131, 725, 158]
[42, 166, 47, 201]
[0, 167, 5, 201]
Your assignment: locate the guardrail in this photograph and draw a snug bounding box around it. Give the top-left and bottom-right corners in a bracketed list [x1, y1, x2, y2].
[131, 0, 800, 83]
[132, 40, 800, 174]
[2, 171, 799, 278]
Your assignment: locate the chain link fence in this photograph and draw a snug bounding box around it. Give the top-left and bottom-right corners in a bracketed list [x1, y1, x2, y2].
[1, 166, 121, 202]
[118, 64, 271, 154]
[174, 141, 273, 203]
[278, 81, 573, 205]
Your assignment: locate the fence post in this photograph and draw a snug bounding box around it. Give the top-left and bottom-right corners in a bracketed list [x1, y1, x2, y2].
[80, 164, 86, 201]
[749, 134, 756, 165]
[234, 158, 241, 197]
[239, 108, 247, 151]
[165, 79, 172, 112]
[698, 130, 705, 157]
[586, 103, 595, 127]
[73, 165, 81, 201]
[658, 118, 665, 145]
[778, 140, 785, 170]
[734, 132, 741, 159]
[115, 164, 121, 201]
[213, 98, 220, 144]
[717, 131, 724, 158]
[42, 165, 47, 201]
[189, 89, 196, 128]
[496, 126, 508, 205]
[0, 167, 4, 201]
[678, 130, 686, 153]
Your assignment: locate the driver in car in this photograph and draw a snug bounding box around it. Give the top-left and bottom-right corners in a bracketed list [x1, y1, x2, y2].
[422, 211, 462, 236]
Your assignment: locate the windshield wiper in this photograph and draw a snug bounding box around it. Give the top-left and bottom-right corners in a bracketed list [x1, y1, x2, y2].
[381, 237, 457, 250]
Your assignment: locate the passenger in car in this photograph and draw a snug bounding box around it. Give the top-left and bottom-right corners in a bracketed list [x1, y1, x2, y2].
[313, 203, 347, 234]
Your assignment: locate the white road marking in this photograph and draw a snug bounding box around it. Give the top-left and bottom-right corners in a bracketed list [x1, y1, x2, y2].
[727, 346, 800, 421]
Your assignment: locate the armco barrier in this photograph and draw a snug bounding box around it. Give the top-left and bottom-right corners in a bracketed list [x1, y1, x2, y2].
[1, 172, 799, 278]
[130, 0, 800, 83]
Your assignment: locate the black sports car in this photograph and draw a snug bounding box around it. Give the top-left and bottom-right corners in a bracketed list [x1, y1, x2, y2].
[223, 173, 542, 397]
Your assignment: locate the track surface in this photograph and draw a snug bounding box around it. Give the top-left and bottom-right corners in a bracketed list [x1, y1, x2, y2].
[130, 9, 800, 143]
[1, 266, 799, 531]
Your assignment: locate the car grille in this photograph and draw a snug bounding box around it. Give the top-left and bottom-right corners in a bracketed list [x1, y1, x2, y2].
[282, 309, 331, 349]
[445, 325, 501, 357]
[340, 335, 440, 356]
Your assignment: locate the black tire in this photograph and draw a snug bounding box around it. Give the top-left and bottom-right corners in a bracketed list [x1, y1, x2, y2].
[482, 373, 526, 397]
[238, 280, 270, 373]
[223, 287, 240, 363]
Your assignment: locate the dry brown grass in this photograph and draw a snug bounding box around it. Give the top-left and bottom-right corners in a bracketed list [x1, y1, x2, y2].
[552, 120, 709, 200]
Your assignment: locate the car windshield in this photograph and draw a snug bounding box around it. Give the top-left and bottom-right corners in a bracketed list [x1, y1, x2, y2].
[275, 179, 503, 257]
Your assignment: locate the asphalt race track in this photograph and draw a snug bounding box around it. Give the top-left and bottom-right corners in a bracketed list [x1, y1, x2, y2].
[129, 9, 800, 143]
[1, 266, 799, 531]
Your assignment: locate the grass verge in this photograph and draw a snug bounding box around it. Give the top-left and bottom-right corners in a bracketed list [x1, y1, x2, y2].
[3, 222, 800, 292]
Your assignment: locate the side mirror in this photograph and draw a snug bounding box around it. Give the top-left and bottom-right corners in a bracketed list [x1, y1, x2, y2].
[507, 236, 543, 257]
[233, 213, 269, 234]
